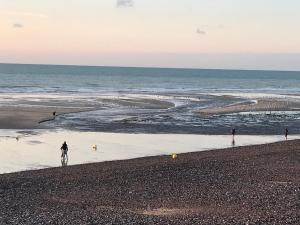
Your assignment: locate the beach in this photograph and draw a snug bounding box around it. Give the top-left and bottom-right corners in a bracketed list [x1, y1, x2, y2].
[0, 140, 299, 224]
[1, 0, 300, 222]
[3, 129, 297, 174]
[0, 64, 299, 224]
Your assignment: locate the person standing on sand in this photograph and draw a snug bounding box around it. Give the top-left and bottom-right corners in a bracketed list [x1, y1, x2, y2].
[231, 128, 236, 146]
[53, 111, 56, 118]
[61, 141, 68, 158]
[231, 128, 236, 138]
[285, 128, 289, 140]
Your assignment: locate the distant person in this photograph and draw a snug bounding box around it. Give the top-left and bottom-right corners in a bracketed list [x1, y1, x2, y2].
[60, 141, 68, 158]
[285, 128, 289, 140]
[53, 111, 56, 118]
[231, 128, 236, 146]
[231, 128, 236, 138]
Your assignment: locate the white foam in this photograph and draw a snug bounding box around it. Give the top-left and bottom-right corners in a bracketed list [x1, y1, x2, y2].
[0, 92, 204, 109]
[210, 92, 300, 101]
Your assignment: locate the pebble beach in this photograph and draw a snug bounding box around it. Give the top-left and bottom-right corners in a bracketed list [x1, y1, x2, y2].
[0, 139, 299, 224]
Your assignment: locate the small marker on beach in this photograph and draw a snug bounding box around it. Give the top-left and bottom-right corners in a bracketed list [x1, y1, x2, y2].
[171, 153, 177, 160]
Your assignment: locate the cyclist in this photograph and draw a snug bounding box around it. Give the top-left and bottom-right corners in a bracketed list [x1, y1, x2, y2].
[61, 141, 68, 158]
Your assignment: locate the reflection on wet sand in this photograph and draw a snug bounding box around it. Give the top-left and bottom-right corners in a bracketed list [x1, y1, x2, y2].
[61, 155, 68, 167]
[232, 138, 236, 147]
[0, 130, 298, 175]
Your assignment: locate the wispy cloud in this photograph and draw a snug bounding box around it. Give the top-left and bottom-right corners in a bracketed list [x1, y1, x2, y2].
[196, 28, 206, 35]
[12, 23, 24, 28]
[3, 11, 48, 19]
[116, 0, 134, 8]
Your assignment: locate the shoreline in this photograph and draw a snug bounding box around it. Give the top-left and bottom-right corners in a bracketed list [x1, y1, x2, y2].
[0, 130, 298, 175]
[0, 139, 299, 224]
[0, 137, 298, 176]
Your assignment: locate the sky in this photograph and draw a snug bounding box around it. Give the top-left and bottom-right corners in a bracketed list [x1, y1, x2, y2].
[0, 0, 300, 70]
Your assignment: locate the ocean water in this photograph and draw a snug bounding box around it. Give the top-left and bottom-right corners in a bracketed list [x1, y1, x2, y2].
[0, 63, 300, 134]
[1, 63, 300, 93]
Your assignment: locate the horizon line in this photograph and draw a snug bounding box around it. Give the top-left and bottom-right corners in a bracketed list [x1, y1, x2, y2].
[1, 62, 299, 73]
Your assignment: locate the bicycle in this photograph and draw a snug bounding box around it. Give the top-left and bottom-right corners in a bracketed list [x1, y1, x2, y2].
[61, 148, 68, 166]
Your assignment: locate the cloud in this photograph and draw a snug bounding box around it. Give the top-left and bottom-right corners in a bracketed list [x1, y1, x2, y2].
[196, 28, 206, 35]
[117, 0, 134, 8]
[4, 11, 48, 19]
[12, 23, 24, 28]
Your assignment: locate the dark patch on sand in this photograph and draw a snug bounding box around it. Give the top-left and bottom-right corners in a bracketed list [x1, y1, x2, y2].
[27, 140, 44, 145]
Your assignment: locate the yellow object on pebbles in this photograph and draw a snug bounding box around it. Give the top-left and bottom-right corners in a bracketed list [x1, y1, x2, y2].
[171, 153, 177, 160]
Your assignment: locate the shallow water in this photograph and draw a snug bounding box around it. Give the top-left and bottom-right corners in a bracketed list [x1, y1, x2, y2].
[0, 129, 298, 174]
[0, 64, 300, 134]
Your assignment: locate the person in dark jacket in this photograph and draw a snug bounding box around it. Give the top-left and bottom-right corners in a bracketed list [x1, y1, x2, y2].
[231, 128, 236, 146]
[60, 141, 68, 158]
[232, 128, 236, 137]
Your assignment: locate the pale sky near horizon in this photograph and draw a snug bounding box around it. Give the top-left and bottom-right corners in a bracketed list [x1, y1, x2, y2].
[1, 0, 300, 70]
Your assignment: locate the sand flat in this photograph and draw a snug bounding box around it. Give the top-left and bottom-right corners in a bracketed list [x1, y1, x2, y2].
[196, 99, 300, 115]
[0, 106, 92, 129]
[0, 95, 174, 129]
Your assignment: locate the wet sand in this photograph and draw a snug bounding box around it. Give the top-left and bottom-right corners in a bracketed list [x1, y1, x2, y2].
[0, 106, 91, 129]
[1, 130, 295, 174]
[0, 97, 174, 129]
[196, 99, 300, 115]
[0, 140, 299, 224]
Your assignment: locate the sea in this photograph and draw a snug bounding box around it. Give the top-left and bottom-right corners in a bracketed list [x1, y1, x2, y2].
[0, 63, 300, 135]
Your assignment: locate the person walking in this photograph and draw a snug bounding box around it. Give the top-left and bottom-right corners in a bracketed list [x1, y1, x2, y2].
[231, 128, 236, 146]
[232, 128, 236, 138]
[285, 128, 289, 140]
[60, 141, 69, 166]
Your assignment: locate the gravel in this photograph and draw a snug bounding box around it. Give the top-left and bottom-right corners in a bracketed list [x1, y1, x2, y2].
[0, 140, 299, 224]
